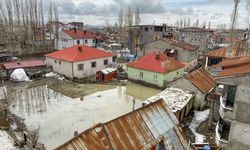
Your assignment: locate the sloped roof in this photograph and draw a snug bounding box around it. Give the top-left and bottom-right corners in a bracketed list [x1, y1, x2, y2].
[127, 52, 185, 73]
[180, 27, 214, 32]
[55, 100, 188, 150]
[186, 68, 216, 94]
[145, 39, 198, 51]
[64, 30, 96, 40]
[216, 63, 250, 78]
[212, 55, 250, 68]
[45, 45, 113, 62]
[207, 42, 241, 58]
[2, 60, 46, 70]
[206, 47, 227, 58]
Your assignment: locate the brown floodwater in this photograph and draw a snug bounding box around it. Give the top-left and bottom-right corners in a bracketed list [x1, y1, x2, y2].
[10, 79, 160, 150]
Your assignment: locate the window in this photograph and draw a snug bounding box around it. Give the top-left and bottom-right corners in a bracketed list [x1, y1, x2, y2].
[78, 64, 84, 71]
[176, 71, 179, 75]
[77, 40, 80, 44]
[59, 61, 61, 65]
[104, 59, 108, 65]
[218, 117, 231, 140]
[91, 61, 96, 68]
[54, 60, 57, 64]
[85, 40, 88, 44]
[92, 39, 96, 43]
[153, 75, 158, 81]
[144, 27, 148, 31]
[222, 85, 237, 108]
[139, 72, 143, 78]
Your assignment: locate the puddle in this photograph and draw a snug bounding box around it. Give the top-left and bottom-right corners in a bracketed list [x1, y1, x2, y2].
[9, 81, 159, 149]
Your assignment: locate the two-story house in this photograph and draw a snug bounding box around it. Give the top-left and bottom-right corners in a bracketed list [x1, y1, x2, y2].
[214, 63, 250, 150]
[140, 38, 198, 67]
[55, 29, 97, 50]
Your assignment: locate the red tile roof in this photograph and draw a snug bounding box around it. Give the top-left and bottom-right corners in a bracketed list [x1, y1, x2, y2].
[2, 60, 46, 70]
[212, 55, 250, 68]
[186, 68, 215, 94]
[64, 30, 96, 40]
[45, 45, 113, 62]
[216, 64, 250, 78]
[162, 39, 198, 51]
[127, 52, 185, 73]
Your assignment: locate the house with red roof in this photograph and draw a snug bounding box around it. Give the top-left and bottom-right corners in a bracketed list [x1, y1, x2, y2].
[55, 29, 97, 50]
[45, 45, 113, 79]
[127, 52, 185, 87]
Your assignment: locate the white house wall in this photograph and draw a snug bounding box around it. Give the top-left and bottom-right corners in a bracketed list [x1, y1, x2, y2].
[46, 57, 73, 78]
[73, 56, 113, 78]
[56, 31, 96, 50]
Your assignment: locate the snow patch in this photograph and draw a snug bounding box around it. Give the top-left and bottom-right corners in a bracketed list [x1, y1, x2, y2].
[10, 68, 30, 82]
[144, 87, 193, 112]
[189, 109, 210, 143]
[44, 72, 64, 80]
[0, 130, 18, 150]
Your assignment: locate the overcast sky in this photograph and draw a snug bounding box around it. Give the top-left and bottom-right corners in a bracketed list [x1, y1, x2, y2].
[2, 0, 249, 28]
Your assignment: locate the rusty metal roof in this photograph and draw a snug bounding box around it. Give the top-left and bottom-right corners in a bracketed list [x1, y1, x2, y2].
[186, 68, 216, 94]
[212, 55, 250, 68]
[55, 100, 188, 150]
[216, 63, 250, 78]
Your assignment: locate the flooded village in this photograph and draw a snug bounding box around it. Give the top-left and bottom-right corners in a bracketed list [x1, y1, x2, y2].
[1, 0, 250, 150]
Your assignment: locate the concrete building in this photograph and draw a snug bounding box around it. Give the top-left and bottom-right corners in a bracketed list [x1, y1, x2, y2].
[55, 100, 190, 150]
[127, 52, 186, 87]
[45, 45, 113, 79]
[179, 27, 214, 54]
[168, 68, 216, 110]
[55, 29, 97, 50]
[128, 25, 179, 54]
[214, 63, 250, 150]
[140, 38, 198, 65]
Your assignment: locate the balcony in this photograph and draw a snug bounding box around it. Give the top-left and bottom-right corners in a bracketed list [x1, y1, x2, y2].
[215, 119, 231, 147]
[219, 96, 236, 120]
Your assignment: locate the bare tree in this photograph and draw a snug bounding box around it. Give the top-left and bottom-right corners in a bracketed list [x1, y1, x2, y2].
[0, 81, 14, 121]
[134, 7, 140, 26]
[118, 8, 124, 43]
[187, 17, 191, 27]
[195, 19, 199, 27]
[125, 6, 133, 27]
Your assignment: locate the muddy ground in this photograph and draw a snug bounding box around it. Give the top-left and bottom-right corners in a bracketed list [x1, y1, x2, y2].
[181, 109, 216, 144]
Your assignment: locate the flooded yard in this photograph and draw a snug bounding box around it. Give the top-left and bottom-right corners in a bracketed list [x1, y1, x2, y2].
[9, 78, 161, 149]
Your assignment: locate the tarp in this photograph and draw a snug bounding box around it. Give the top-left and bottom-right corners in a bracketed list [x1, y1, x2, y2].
[10, 68, 30, 82]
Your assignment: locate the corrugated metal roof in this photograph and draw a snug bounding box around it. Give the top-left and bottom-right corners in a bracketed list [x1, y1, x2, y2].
[216, 63, 250, 78]
[212, 55, 250, 68]
[186, 68, 216, 94]
[2, 60, 46, 70]
[55, 100, 188, 150]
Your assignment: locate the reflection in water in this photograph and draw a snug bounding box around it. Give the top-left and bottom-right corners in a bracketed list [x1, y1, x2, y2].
[12, 86, 61, 117]
[10, 85, 145, 150]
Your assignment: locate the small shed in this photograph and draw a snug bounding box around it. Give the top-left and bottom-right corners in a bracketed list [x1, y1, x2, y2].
[96, 68, 117, 82]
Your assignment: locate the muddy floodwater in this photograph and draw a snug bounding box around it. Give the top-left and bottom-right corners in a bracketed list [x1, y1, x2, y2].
[10, 79, 160, 149]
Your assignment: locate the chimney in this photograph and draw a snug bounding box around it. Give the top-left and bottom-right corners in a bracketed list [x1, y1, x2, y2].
[74, 27, 77, 33]
[203, 25, 206, 29]
[78, 46, 82, 52]
[155, 51, 160, 60]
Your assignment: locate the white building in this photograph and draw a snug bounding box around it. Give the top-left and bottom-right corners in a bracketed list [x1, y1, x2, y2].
[55, 29, 97, 50]
[45, 45, 113, 79]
